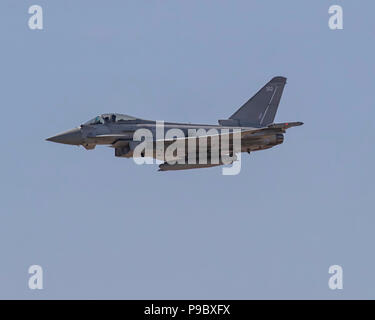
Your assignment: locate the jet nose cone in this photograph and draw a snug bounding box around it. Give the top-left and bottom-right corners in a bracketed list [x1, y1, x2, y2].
[46, 127, 83, 145]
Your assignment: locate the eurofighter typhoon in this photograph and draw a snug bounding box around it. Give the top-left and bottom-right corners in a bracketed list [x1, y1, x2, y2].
[46, 77, 303, 171]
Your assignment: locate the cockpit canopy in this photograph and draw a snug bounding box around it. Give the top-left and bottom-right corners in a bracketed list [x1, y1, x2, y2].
[83, 113, 137, 125]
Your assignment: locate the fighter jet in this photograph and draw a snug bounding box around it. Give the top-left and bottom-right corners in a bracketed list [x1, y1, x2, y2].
[46, 76, 303, 171]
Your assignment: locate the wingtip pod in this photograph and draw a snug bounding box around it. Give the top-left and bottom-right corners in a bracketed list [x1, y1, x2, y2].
[268, 121, 304, 129]
[290, 121, 303, 127]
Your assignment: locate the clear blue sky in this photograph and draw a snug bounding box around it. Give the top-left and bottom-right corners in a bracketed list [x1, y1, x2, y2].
[1, 0, 374, 299]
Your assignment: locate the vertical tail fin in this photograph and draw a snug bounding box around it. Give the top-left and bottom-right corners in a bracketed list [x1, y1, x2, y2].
[228, 76, 287, 127]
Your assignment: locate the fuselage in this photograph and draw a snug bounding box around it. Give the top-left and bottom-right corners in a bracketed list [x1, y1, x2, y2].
[46, 76, 303, 171]
[47, 116, 284, 158]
